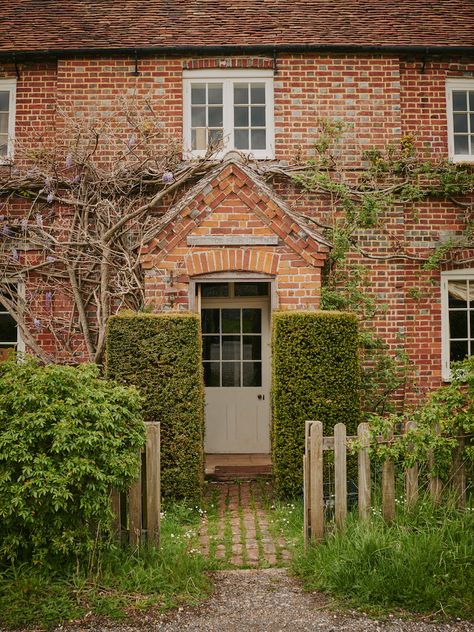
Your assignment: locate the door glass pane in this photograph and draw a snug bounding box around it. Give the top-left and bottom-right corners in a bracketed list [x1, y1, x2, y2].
[242, 308, 261, 333]
[222, 309, 240, 333]
[204, 362, 220, 387]
[243, 362, 262, 387]
[234, 282, 269, 296]
[203, 336, 220, 360]
[222, 336, 241, 360]
[449, 310, 468, 338]
[451, 340, 468, 362]
[243, 336, 261, 360]
[222, 362, 241, 386]
[202, 309, 220, 333]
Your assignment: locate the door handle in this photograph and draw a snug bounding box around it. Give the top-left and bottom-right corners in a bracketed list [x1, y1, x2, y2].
[257, 394, 265, 400]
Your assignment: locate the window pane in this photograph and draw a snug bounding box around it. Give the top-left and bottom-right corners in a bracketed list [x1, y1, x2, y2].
[234, 129, 249, 149]
[243, 362, 262, 387]
[470, 113, 474, 131]
[243, 336, 261, 360]
[234, 83, 249, 104]
[202, 309, 220, 333]
[454, 135, 469, 154]
[234, 282, 269, 296]
[191, 106, 206, 127]
[222, 336, 241, 360]
[208, 106, 223, 127]
[251, 129, 266, 150]
[222, 362, 241, 387]
[469, 91, 474, 110]
[191, 128, 206, 150]
[251, 106, 266, 127]
[234, 106, 249, 127]
[0, 313, 17, 343]
[0, 92, 9, 111]
[201, 283, 229, 298]
[203, 336, 220, 361]
[453, 91, 467, 110]
[471, 311, 474, 338]
[0, 113, 8, 134]
[222, 309, 240, 333]
[448, 281, 467, 307]
[191, 84, 206, 104]
[449, 310, 468, 338]
[208, 84, 223, 104]
[242, 308, 261, 333]
[209, 128, 223, 147]
[471, 136, 474, 154]
[453, 113, 468, 133]
[0, 135, 7, 156]
[250, 84, 265, 104]
[451, 340, 468, 362]
[204, 362, 220, 387]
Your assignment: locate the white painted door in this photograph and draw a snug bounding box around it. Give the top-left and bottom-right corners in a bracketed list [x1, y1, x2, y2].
[202, 299, 271, 453]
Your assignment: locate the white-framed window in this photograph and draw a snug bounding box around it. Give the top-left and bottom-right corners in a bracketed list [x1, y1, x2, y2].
[441, 269, 474, 380]
[183, 69, 274, 159]
[0, 79, 16, 161]
[0, 282, 23, 360]
[446, 78, 474, 163]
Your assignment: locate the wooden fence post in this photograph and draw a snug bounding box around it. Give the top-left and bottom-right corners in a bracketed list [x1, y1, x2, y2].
[357, 423, 371, 520]
[405, 421, 418, 509]
[303, 420, 312, 550]
[334, 423, 347, 530]
[382, 432, 395, 522]
[146, 422, 161, 547]
[310, 421, 324, 542]
[128, 453, 142, 548]
[428, 423, 442, 506]
[451, 433, 466, 509]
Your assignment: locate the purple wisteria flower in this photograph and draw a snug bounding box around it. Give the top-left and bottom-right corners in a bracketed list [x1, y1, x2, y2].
[46, 192, 54, 204]
[36, 214, 43, 227]
[33, 318, 41, 330]
[20, 218, 28, 231]
[11, 248, 18, 261]
[162, 171, 174, 184]
[65, 153, 73, 168]
[45, 291, 53, 309]
[127, 133, 137, 148]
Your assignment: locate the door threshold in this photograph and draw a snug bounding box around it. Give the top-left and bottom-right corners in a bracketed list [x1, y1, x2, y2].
[205, 453, 272, 480]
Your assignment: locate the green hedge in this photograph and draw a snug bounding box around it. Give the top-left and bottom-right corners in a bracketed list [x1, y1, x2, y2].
[106, 312, 204, 502]
[272, 310, 361, 498]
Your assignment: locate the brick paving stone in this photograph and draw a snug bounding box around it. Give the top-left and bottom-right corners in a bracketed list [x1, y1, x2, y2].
[198, 481, 291, 568]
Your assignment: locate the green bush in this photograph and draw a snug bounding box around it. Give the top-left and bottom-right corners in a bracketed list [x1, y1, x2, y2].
[0, 358, 145, 566]
[272, 310, 361, 497]
[106, 312, 204, 502]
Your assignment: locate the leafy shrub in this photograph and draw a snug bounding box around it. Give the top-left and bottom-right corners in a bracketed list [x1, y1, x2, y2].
[0, 358, 145, 566]
[106, 312, 204, 502]
[272, 310, 361, 497]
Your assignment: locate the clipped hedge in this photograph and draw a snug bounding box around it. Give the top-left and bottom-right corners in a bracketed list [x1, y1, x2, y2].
[272, 310, 361, 498]
[106, 312, 204, 502]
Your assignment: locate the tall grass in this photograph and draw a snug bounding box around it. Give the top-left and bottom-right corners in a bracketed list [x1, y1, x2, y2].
[0, 503, 212, 630]
[293, 497, 474, 619]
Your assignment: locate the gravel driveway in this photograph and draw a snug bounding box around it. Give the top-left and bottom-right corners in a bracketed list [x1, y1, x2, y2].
[58, 569, 473, 632]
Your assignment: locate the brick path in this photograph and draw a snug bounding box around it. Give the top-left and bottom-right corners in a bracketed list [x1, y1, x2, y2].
[198, 481, 291, 567]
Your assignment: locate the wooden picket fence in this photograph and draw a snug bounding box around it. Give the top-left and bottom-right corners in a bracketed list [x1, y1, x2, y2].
[110, 421, 161, 547]
[303, 420, 468, 548]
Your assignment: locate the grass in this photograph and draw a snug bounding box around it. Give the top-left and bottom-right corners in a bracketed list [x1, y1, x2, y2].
[0, 503, 212, 630]
[286, 495, 474, 620]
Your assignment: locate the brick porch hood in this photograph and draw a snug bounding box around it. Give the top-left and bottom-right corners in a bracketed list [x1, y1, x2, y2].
[140, 159, 332, 311]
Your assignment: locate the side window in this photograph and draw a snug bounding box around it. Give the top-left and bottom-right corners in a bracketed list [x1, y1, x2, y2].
[184, 70, 274, 159]
[441, 271, 474, 379]
[446, 79, 474, 162]
[0, 79, 16, 161]
[0, 283, 20, 360]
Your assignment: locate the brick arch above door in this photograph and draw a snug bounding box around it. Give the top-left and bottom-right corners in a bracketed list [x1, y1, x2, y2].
[140, 159, 332, 311]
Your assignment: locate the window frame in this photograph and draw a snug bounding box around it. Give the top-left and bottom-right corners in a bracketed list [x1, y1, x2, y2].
[441, 269, 474, 380]
[0, 78, 17, 163]
[446, 78, 474, 163]
[183, 69, 274, 160]
[0, 280, 24, 357]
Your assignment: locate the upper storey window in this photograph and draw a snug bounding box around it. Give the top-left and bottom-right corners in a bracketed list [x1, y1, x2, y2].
[0, 79, 16, 161]
[446, 79, 474, 163]
[183, 70, 274, 159]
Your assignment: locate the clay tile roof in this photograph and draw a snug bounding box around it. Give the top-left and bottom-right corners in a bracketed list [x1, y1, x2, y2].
[0, 1, 473, 55]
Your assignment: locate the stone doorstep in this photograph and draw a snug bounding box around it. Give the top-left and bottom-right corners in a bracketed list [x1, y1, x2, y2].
[209, 464, 273, 482]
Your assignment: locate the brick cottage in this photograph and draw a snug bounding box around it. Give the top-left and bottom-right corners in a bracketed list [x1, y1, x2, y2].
[0, 1, 473, 455]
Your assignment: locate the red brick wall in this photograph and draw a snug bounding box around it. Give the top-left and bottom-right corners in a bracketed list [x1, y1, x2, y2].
[1, 52, 473, 400]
